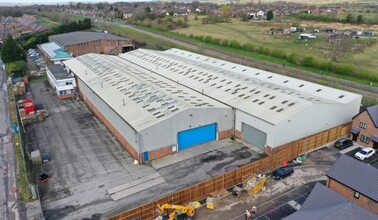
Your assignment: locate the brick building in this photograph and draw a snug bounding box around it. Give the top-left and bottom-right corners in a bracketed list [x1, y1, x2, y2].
[283, 182, 378, 220]
[326, 155, 378, 215]
[49, 31, 134, 57]
[351, 105, 378, 149]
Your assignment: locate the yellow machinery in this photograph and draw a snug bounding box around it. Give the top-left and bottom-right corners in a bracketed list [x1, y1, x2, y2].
[243, 173, 267, 196]
[157, 202, 200, 220]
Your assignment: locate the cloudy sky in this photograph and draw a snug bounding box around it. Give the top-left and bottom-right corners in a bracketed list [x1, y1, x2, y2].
[0, 0, 150, 5]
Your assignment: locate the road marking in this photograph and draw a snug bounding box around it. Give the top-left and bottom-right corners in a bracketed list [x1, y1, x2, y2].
[74, 146, 111, 151]
[80, 151, 123, 158]
[108, 173, 161, 195]
[288, 200, 301, 210]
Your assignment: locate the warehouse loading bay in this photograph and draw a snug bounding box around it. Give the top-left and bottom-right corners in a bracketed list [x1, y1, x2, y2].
[24, 81, 266, 220]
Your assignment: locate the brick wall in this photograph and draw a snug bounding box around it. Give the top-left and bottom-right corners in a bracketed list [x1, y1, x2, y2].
[148, 146, 174, 161]
[58, 93, 74, 100]
[66, 39, 134, 57]
[218, 129, 234, 140]
[235, 130, 242, 139]
[352, 111, 378, 148]
[328, 178, 378, 214]
[81, 92, 141, 162]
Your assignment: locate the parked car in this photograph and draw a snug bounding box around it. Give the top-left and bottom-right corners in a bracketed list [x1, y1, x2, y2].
[354, 148, 375, 160]
[41, 152, 50, 164]
[334, 138, 353, 149]
[271, 166, 294, 180]
[39, 173, 49, 183]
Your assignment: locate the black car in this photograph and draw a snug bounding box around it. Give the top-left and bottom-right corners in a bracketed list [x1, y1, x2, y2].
[334, 138, 353, 149]
[271, 166, 294, 180]
[41, 152, 50, 164]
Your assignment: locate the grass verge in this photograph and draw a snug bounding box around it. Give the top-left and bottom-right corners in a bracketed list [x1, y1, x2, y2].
[7, 84, 34, 202]
[29, 75, 47, 84]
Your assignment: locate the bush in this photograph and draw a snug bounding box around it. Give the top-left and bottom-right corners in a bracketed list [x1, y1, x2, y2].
[287, 53, 299, 64]
[211, 38, 221, 45]
[220, 39, 229, 47]
[271, 49, 286, 59]
[242, 43, 254, 52]
[301, 56, 316, 67]
[229, 40, 241, 49]
[204, 36, 213, 43]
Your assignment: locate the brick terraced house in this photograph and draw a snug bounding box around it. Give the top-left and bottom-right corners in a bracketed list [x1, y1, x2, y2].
[351, 105, 378, 149]
[326, 155, 378, 215]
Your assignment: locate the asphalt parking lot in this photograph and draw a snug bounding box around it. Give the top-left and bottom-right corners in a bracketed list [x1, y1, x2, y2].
[24, 81, 266, 219]
[24, 82, 157, 219]
[344, 146, 378, 167]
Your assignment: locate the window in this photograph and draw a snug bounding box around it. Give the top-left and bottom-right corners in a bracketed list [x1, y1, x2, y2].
[359, 122, 367, 129]
[354, 191, 360, 199]
[360, 135, 370, 144]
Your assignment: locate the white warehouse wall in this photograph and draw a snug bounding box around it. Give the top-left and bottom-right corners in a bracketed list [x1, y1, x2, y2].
[77, 78, 139, 151]
[273, 99, 361, 147]
[139, 108, 234, 152]
[235, 110, 275, 146]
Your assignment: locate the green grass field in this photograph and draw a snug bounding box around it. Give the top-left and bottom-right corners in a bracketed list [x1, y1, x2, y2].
[36, 15, 60, 27]
[173, 15, 378, 75]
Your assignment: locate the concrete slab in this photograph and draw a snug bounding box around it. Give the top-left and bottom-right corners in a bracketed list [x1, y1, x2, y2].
[107, 172, 161, 195]
[110, 177, 166, 201]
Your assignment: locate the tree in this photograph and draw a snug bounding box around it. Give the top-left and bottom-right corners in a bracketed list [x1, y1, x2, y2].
[267, 10, 274, 21]
[6, 61, 28, 77]
[145, 6, 152, 14]
[357, 15, 363, 23]
[220, 5, 232, 22]
[1, 34, 26, 64]
[346, 13, 354, 23]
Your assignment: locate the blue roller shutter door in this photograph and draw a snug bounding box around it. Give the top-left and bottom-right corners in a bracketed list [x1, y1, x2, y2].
[178, 123, 217, 150]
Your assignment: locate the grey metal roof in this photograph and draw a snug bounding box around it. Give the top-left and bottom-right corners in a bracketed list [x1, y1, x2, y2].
[372, 135, 378, 143]
[326, 154, 378, 201]
[350, 127, 360, 134]
[119, 48, 361, 125]
[366, 105, 378, 127]
[63, 53, 229, 131]
[50, 31, 129, 47]
[283, 183, 378, 220]
[46, 64, 72, 80]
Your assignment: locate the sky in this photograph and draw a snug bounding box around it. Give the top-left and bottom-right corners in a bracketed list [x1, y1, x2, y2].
[0, 0, 151, 5]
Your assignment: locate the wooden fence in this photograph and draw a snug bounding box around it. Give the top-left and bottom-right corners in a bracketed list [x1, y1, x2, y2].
[108, 123, 351, 220]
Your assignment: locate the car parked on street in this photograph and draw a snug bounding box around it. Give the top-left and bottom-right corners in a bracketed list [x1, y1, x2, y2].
[334, 138, 353, 149]
[271, 166, 294, 180]
[354, 148, 375, 160]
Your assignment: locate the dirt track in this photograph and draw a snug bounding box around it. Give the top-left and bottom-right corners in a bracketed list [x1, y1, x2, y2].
[122, 24, 378, 104]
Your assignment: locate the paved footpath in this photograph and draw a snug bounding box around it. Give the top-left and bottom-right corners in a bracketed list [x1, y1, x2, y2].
[0, 59, 22, 220]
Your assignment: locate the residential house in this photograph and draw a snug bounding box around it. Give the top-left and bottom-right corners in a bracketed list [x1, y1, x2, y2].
[283, 182, 378, 220]
[326, 155, 378, 214]
[351, 105, 378, 149]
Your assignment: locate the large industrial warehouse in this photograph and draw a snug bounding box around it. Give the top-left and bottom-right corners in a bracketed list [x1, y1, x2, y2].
[63, 48, 362, 162]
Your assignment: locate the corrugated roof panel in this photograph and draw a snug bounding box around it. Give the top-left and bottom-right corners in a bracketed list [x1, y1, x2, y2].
[64, 53, 229, 131]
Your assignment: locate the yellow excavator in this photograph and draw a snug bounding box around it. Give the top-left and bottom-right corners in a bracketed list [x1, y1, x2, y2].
[156, 202, 200, 220]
